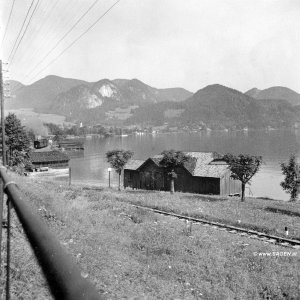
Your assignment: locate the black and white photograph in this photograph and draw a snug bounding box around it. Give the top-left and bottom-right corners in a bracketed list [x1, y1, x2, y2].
[0, 0, 299, 299]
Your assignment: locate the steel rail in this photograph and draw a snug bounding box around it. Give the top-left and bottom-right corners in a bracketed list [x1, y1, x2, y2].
[0, 167, 102, 300]
[132, 203, 300, 248]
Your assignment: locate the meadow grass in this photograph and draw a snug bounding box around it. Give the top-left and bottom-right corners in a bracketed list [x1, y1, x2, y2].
[111, 188, 300, 240]
[1, 173, 299, 299]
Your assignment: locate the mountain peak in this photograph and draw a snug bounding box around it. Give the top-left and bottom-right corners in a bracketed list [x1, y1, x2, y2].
[6, 80, 25, 91]
[246, 87, 259, 91]
[263, 86, 296, 93]
[196, 84, 247, 98]
[37, 74, 76, 84]
[245, 87, 261, 98]
[43, 75, 61, 80]
[128, 78, 150, 88]
[245, 86, 300, 105]
[204, 83, 227, 90]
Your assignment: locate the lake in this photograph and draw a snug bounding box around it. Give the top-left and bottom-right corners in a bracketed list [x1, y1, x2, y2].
[66, 129, 300, 201]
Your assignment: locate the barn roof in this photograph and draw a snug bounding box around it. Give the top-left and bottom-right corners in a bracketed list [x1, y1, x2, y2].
[193, 161, 229, 177]
[129, 152, 229, 178]
[124, 159, 144, 170]
[185, 152, 228, 177]
[151, 155, 163, 166]
[29, 150, 69, 163]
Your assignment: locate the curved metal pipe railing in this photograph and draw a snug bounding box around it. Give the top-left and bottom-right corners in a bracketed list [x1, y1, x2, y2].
[0, 166, 102, 300]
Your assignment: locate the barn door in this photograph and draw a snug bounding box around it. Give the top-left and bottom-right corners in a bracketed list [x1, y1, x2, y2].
[154, 172, 164, 190]
[174, 170, 185, 192]
[144, 172, 151, 190]
[140, 172, 146, 189]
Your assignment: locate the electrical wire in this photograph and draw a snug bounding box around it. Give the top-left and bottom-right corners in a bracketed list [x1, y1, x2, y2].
[16, 0, 82, 73]
[28, 0, 121, 83]
[0, 0, 16, 49]
[11, 0, 60, 70]
[7, 0, 35, 62]
[26, 0, 101, 78]
[12, 0, 85, 82]
[9, 0, 41, 66]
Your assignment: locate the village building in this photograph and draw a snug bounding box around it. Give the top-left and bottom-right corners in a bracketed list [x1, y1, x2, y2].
[124, 152, 241, 196]
[29, 150, 69, 169]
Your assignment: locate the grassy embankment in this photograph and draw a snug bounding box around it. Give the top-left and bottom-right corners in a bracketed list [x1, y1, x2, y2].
[113, 189, 300, 240]
[0, 173, 299, 299]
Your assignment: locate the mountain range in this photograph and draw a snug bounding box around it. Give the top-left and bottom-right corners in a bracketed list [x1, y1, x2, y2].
[8, 75, 86, 111]
[127, 84, 298, 129]
[6, 75, 300, 129]
[7, 75, 191, 110]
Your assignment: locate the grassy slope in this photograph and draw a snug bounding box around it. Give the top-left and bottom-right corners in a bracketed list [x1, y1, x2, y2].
[112, 190, 300, 240]
[1, 173, 300, 299]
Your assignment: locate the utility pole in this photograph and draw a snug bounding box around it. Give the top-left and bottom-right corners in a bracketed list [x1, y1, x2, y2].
[0, 60, 6, 165]
[0, 59, 5, 278]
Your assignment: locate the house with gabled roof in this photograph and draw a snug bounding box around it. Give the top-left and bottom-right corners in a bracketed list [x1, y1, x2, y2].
[124, 152, 241, 195]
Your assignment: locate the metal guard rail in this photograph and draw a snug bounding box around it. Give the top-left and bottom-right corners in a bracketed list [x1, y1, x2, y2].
[0, 167, 102, 299]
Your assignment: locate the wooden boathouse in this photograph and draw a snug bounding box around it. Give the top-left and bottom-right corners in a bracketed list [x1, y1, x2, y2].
[124, 152, 241, 196]
[29, 150, 69, 169]
[58, 140, 84, 151]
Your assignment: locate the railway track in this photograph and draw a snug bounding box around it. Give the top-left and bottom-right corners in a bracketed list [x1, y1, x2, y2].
[132, 204, 300, 249]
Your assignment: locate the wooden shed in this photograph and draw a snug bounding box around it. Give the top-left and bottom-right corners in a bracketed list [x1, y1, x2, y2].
[29, 150, 69, 169]
[124, 152, 241, 196]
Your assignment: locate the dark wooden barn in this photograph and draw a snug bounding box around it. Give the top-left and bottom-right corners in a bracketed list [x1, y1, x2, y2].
[29, 150, 69, 169]
[124, 152, 241, 196]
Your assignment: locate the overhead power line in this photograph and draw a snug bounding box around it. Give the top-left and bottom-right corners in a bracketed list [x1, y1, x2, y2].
[9, 0, 79, 87]
[9, 0, 41, 66]
[28, 0, 122, 83]
[17, 0, 62, 68]
[0, 0, 16, 49]
[26, 0, 101, 78]
[7, 0, 35, 62]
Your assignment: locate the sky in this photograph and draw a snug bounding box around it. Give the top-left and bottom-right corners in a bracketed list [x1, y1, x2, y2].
[0, 0, 300, 93]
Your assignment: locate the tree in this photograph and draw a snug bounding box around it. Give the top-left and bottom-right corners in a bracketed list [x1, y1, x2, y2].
[1, 113, 31, 172]
[44, 122, 62, 135]
[223, 153, 262, 202]
[280, 155, 300, 201]
[8, 149, 33, 174]
[106, 149, 134, 191]
[5, 113, 31, 153]
[44, 122, 65, 142]
[159, 150, 191, 194]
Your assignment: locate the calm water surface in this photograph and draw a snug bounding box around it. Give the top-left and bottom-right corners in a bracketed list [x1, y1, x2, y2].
[66, 129, 300, 201]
